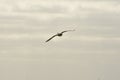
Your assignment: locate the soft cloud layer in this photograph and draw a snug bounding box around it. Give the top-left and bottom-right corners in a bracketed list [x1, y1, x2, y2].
[0, 0, 120, 80]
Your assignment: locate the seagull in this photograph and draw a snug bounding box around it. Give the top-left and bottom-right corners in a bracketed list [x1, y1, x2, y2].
[45, 30, 75, 42]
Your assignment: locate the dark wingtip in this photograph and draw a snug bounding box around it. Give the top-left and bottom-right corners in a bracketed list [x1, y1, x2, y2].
[45, 41, 48, 43]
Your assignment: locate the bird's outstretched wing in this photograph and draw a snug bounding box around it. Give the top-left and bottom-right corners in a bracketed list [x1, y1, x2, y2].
[61, 30, 75, 34]
[45, 34, 57, 42]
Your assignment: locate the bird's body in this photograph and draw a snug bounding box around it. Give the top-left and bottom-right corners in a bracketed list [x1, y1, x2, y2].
[45, 30, 75, 42]
[57, 33, 63, 36]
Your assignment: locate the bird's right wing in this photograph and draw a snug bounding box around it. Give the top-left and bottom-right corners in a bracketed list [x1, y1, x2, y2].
[45, 34, 57, 42]
[61, 30, 75, 33]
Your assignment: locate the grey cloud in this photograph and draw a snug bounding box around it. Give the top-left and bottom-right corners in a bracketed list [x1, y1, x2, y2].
[42, 13, 120, 37]
[0, 0, 120, 47]
[13, 4, 69, 14]
[0, 1, 120, 80]
[0, 14, 50, 35]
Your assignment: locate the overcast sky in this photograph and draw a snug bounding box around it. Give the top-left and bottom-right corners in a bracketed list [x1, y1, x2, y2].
[0, 0, 120, 80]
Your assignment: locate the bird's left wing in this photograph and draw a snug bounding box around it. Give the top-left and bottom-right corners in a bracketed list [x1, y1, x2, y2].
[45, 34, 57, 42]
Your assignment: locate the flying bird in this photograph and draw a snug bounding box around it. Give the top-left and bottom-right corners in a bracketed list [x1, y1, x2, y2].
[45, 30, 75, 42]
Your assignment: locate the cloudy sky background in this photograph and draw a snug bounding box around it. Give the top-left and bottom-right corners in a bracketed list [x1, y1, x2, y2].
[0, 0, 120, 80]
